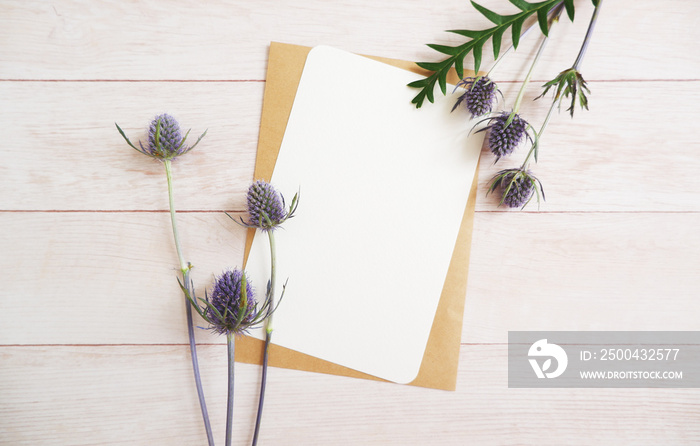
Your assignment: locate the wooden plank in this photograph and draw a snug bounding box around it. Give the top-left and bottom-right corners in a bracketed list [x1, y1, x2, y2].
[1, 344, 698, 445]
[0, 81, 262, 211]
[0, 212, 246, 345]
[475, 77, 700, 211]
[2, 80, 700, 212]
[1, 0, 698, 81]
[2, 212, 699, 345]
[464, 212, 700, 343]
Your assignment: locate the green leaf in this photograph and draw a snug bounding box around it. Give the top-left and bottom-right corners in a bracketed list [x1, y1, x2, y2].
[564, 0, 575, 21]
[415, 61, 447, 71]
[426, 43, 459, 56]
[508, 0, 533, 11]
[511, 17, 525, 49]
[470, 1, 506, 25]
[438, 71, 447, 95]
[492, 27, 504, 59]
[537, 8, 549, 36]
[447, 29, 483, 39]
[409, 0, 570, 107]
[426, 81, 435, 103]
[472, 43, 483, 74]
[455, 57, 464, 79]
[407, 79, 428, 89]
[591, 0, 600, 6]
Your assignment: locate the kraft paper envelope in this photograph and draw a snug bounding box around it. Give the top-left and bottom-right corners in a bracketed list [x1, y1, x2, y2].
[233, 42, 480, 390]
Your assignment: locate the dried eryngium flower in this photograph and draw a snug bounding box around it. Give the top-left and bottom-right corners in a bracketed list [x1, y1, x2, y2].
[477, 112, 533, 161]
[452, 76, 500, 118]
[233, 180, 299, 232]
[488, 168, 545, 209]
[206, 269, 259, 336]
[115, 113, 207, 161]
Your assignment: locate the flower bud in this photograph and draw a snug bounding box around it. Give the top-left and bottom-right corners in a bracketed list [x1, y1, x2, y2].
[207, 269, 257, 335]
[115, 113, 206, 161]
[453, 76, 499, 118]
[484, 112, 530, 160]
[488, 168, 544, 209]
[246, 180, 287, 231]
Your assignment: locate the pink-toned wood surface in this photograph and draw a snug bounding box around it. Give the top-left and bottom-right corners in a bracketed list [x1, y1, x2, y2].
[2, 0, 699, 444]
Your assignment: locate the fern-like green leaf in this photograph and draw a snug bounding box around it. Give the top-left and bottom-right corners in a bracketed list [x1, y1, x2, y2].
[537, 8, 550, 35]
[447, 29, 482, 39]
[454, 57, 465, 79]
[492, 27, 505, 59]
[472, 43, 484, 74]
[410, 0, 577, 108]
[470, 1, 507, 25]
[511, 16, 525, 49]
[508, 0, 532, 11]
[564, 0, 575, 20]
[426, 43, 459, 56]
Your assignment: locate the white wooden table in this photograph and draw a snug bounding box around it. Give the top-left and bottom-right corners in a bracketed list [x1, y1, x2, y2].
[2, 1, 700, 444]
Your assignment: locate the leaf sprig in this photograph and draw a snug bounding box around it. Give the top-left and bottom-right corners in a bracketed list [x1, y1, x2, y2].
[537, 67, 590, 117]
[409, 0, 596, 108]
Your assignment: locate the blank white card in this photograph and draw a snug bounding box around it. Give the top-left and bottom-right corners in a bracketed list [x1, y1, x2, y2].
[246, 46, 483, 384]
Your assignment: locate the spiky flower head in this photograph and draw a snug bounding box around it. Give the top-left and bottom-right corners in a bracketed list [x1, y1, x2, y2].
[488, 168, 544, 209]
[206, 269, 258, 336]
[115, 113, 207, 161]
[243, 180, 298, 231]
[477, 112, 532, 161]
[537, 68, 590, 118]
[452, 76, 500, 118]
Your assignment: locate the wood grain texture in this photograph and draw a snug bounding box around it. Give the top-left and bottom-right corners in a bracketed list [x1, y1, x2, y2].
[1, 345, 698, 445]
[2, 0, 699, 82]
[465, 212, 700, 342]
[3, 0, 700, 443]
[0, 81, 261, 211]
[3, 212, 699, 345]
[0, 212, 246, 345]
[2, 80, 699, 212]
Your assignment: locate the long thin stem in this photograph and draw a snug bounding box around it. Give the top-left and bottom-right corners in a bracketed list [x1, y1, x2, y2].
[573, 0, 603, 71]
[251, 230, 277, 446]
[510, 4, 564, 116]
[521, 98, 558, 168]
[165, 160, 187, 273]
[486, 3, 561, 78]
[511, 34, 550, 115]
[522, 2, 602, 168]
[225, 333, 236, 446]
[252, 336, 270, 446]
[165, 160, 215, 446]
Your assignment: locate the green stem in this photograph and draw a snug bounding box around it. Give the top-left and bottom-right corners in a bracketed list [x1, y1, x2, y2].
[573, 0, 603, 71]
[164, 160, 215, 446]
[165, 160, 187, 273]
[225, 333, 236, 446]
[521, 98, 558, 169]
[521, 2, 602, 169]
[511, 33, 550, 116]
[486, 3, 560, 78]
[251, 230, 277, 446]
[510, 4, 565, 117]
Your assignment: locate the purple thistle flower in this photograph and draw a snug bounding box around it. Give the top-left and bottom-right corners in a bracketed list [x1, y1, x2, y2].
[452, 76, 500, 118]
[488, 168, 544, 209]
[207, 269, 257, 336]
[477, 112, 532, 161]
[115, 113, 207, 161]
[246, 180, 288, 231]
